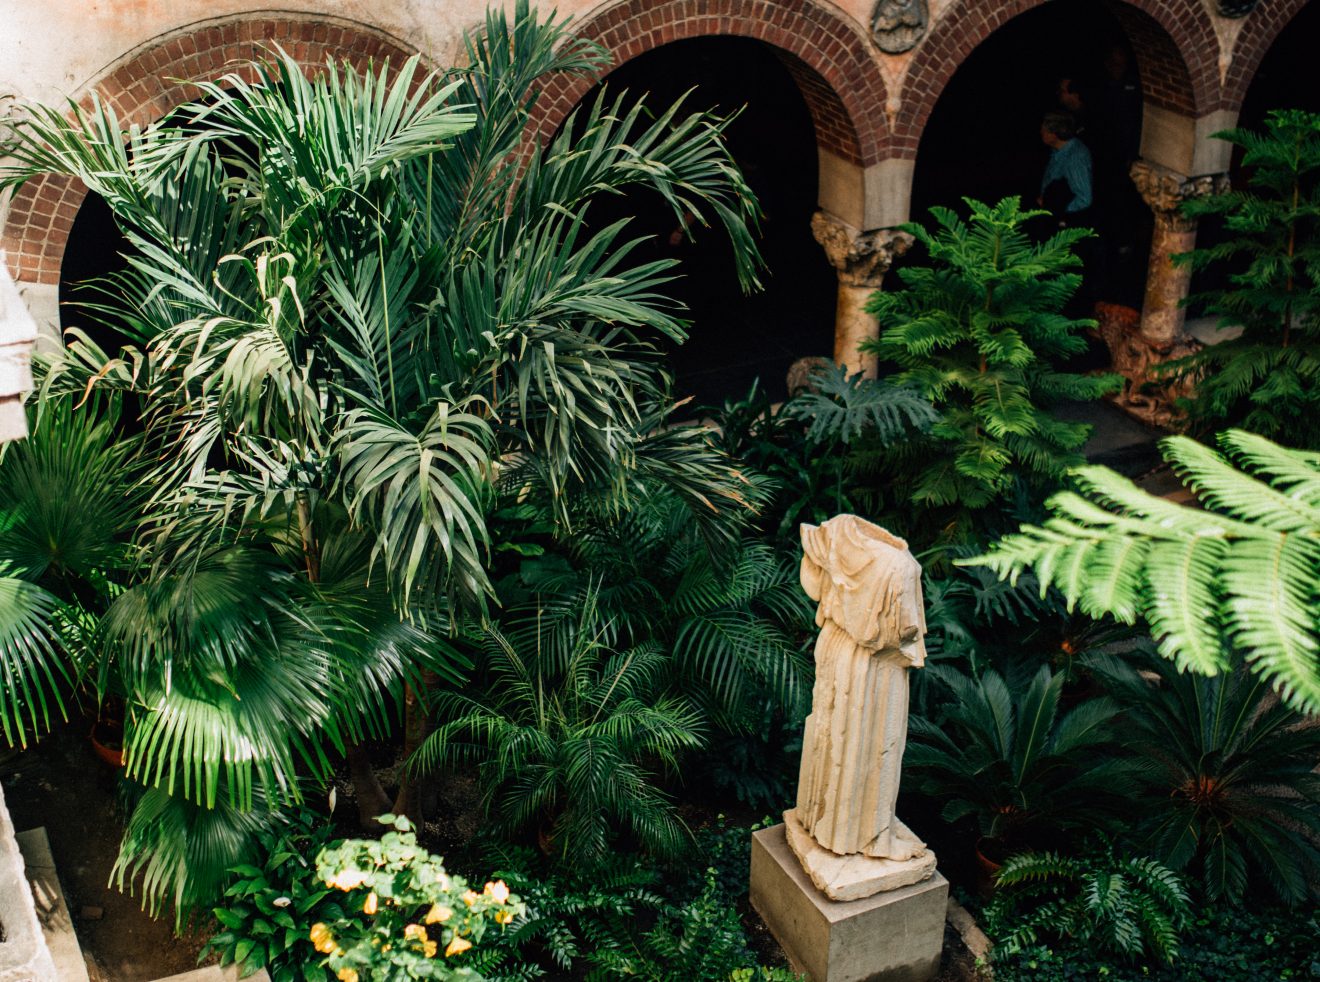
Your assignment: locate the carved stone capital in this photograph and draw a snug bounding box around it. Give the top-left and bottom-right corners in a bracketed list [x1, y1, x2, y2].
[1130, 160, 1229, 230]
[811, 211, 913, 288]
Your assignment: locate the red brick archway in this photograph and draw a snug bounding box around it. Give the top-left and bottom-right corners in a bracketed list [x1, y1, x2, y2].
[1223, 0, 1314, 111]
[532, 0, 888, 169]
[892, 0, 1222, 158]
[2, 14, 419, 286]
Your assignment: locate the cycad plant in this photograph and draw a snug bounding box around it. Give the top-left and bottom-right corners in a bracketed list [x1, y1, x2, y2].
[1087, 651, 1320, 906]
[862, 197, 1120, 533]
[904, 664, 1138, 857]
[413, 593, 704, 866]
[1168, 109, 1320, 446]
[968, 428, 1320, 715]
[0, 1, 760, 917]
[983, 849, 1190, 964]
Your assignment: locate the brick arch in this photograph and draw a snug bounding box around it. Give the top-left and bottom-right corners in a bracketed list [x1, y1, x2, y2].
[532, 0, 888, 169]
[892, 0, 1222, 158]
[1223, 0, 1314, 110]
[3, 13, 420, 286]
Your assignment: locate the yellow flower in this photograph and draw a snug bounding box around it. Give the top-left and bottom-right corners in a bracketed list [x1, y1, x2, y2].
[309, 923, 336, 954]
[461, 889, 479, 907]
[494, 910, 514, 925]
[423, 939, 438, 958]
[403, 923, 428, 942]
[445, 935, 473, 957]
[484, 880, 511, 904]
[326, 869, 369, 891]
[425, 903, 454, 924]
[363, 892, 378, 915]
[336, 970, 359, 982]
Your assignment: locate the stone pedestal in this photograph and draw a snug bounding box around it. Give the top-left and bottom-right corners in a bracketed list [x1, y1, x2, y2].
[750, 825, 947, 982]
[811, 212, 912, 379]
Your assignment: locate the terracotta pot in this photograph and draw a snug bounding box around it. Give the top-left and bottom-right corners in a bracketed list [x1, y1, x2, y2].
[90, 719, 125, 768]
[975, 837, 1005, 897]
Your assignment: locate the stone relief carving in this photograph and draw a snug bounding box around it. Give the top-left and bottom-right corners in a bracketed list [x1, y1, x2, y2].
[870, 0, 930, 54]
[1216, 0, 1260, 17]
[811, 211, 914, 288]
[783, 515, 937, 902]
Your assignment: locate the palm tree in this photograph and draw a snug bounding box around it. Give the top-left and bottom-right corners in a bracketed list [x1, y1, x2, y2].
[0, 0, 760, 917]
[412, 592, 705, 865]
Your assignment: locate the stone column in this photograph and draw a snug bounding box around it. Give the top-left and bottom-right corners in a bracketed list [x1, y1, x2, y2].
[1095, 162, 1228, 426]
[1130, 161, 1227, 351]
[811, 211, 912, 379]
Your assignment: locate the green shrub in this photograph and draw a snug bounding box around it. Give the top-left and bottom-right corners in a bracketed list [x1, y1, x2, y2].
[990, 901, 1320, 980]
[983, 849, 1190, 965]
[311, 816, 521, 981]
[201, 810, 342, 982]
[863, 197, 1120, 530]
[413, 592, 705, 866]
[1168, 109, 1320, 446]
[904, 664, 1139, 855]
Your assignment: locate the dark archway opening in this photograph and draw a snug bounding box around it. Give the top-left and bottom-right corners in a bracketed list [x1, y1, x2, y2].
[565, 36, 836, 405]
[1237, 1, 1320, 132]
[911, 0, 1151, 311]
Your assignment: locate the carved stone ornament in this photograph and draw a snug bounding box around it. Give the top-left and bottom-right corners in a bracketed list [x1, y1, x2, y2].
[0, 252, 37, 444]
[811, 211, 914, 288]
[870, 0, 930, 54]
[1093, 301, 1199, 427]
[784, 515, 937, 902]
[1216, 0, 1260, 17]
[1130, 160, 1230, 231]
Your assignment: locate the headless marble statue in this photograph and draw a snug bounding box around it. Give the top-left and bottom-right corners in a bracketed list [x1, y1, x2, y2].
[784, 515, 937, 901]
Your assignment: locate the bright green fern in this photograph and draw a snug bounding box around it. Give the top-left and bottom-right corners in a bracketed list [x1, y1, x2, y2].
[984, 849, 1191, 964]
[968, 428, 1320, 714]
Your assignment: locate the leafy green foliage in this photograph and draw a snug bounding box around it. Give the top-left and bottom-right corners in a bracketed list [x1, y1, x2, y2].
[1088, 651, 1320, 906]
[781, 364, 937, 446]
[202, 810, 343, 982]
[704, 369, 934, 546]
[990, 901, 1320, 981]
[413, 593, 705, 865]
[968, 428, 1320, 715]
[467, 829, 798, 981]
[0, 0, 761, 918]
[509, 480, 814, 733]
[1168, 109, 1320, 445]
[904, 664, 1138, 851]
[311, 816, 521, 980]
[863, 197, 1120, 527]
[984, 849, 1190, 964]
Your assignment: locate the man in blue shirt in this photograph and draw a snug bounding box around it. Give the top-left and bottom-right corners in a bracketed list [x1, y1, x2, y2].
[1038, 110, 1093, 217]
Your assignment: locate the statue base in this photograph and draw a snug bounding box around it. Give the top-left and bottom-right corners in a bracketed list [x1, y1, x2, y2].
[783, 808, 937, 902]
[750, 824, 947, 982]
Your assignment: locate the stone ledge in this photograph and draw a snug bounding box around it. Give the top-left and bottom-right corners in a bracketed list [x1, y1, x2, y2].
[0, 786, 58, 982]
[15, 827, 90, 982]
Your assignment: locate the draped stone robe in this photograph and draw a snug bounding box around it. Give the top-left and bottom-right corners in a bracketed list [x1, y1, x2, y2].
[795, 516, 927, 861]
